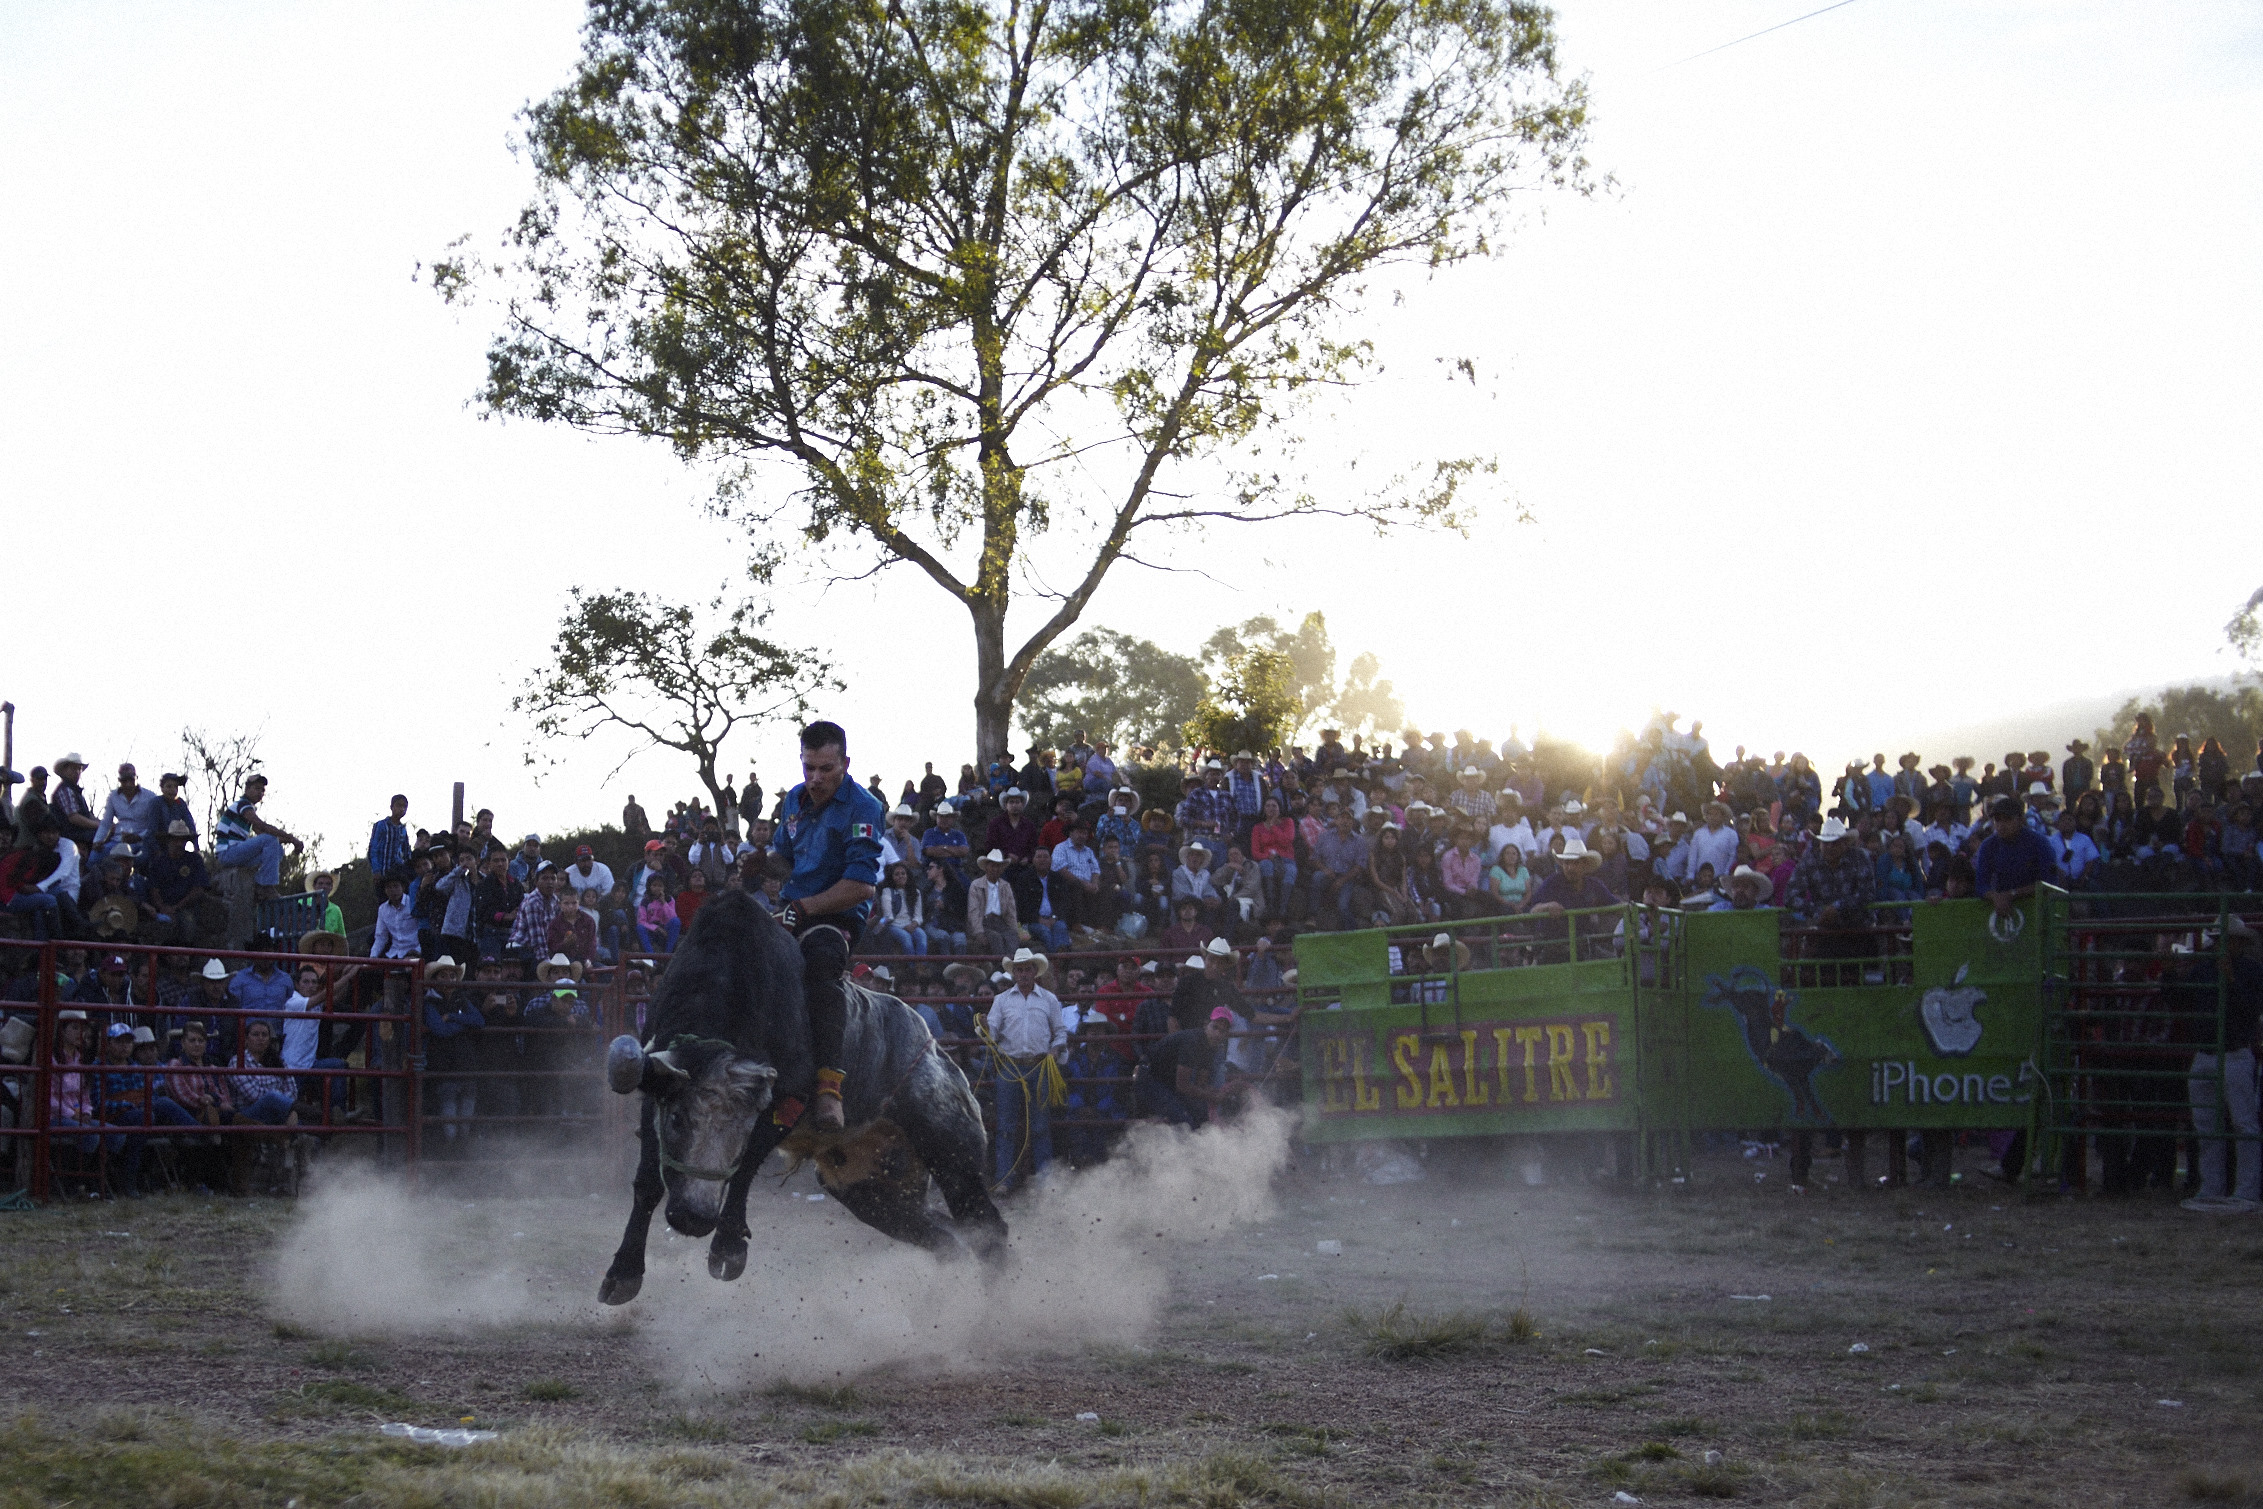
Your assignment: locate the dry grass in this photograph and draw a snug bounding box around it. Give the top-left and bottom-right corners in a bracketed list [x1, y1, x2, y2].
[1341, 1300, 1523, 1361]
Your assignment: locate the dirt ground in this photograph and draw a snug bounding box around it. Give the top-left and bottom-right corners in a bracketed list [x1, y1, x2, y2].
[3, 1133, 2262, 1508]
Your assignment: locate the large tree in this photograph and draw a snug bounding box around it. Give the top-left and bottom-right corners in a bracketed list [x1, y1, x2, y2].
[1018, 627, 1206, 752]
[439, 0, 1591, 759]
[516, 589, 836, 810]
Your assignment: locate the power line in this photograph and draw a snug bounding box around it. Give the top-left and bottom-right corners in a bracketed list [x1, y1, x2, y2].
[1663, 0, 1864, 69]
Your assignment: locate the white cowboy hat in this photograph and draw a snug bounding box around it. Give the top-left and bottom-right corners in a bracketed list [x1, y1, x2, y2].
[200, 958, 229, 981]
[1232, 750, 1256, 761]
[980, 848, 1008, 864]
[1204, 758, 1225, 770]
[1669, 811, 1689, 824]
[1139, 959, 1159, 974]
[1183, 954, 1208, 971]
[55, 752, 85, 768]
[1561, 799, 1585, 815]
[1558, 835, 1598, 863]
[933, 800, 955, 814]
[869, 965, 894, 984]
[428, 955, 465, 979]
[1460, 766, 1483, 779]
[2026, 782, 2053, 797]
[1005, 947, 1050, 977]
[55, 1009, 88, 1022]
[1003, 788, 1028, 801]
[1816, 817, 1852, 842]
[164, 819, 194, 838]
[131, 1026, 156, 1045]
[891, 803, 918, 818]
[1728, 864, 1771, 890]
[1204, 937, 1233, 959]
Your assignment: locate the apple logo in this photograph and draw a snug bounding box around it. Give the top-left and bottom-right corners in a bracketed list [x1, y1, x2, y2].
[1919, 964, 1985, 1058]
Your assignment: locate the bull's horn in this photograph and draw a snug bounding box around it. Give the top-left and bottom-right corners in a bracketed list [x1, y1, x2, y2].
[606, 1035, 646, 1095]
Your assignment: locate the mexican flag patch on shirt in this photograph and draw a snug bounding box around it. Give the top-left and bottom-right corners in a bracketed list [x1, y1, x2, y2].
[849, 823, 878, 841]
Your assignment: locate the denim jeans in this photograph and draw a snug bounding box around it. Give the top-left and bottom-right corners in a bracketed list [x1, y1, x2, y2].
[1028, 918, 1070, 952]
[874, 923, 925, 955]
[2191, 1048, 2261, 1202]
[300, 1058, 349, 1114]
[57, 1115, 142, 1190]
[993, 1057, 1053, 1189]
[636, 918, 681, 952]
[234, 1090, 296, 1126]
[216, 834, 283, 886]
[152, 1097, 203, 1128]
[923, 927, 966, 954]
[5, 891, 59, 939]
[1137, 1074, 1206, 1128]
[1256, 858, 1297, 917]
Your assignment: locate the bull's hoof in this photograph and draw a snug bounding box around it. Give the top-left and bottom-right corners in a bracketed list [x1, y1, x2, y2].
[707, 1236, 748, 1283]
[598, 1268, 644, 1306]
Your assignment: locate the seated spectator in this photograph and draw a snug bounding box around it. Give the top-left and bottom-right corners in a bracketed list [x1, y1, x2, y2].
[0, 820, 75, 940]
[968, 850, 1021, 958]
[922, 860, 969, 954]
[636, 877, 680, 951]
[229, 950, 294, 1051]
[1160, 899, 1213, 956]
[547, 885, 600, 965]
[281, 962, 354, 1115]
[1439, 825, 1488, 917]
[210, 774, 303, 898]
[90, 1022, 150, 1193]
[1212, 843, 1263, 936]
[873, 860, 926, 955]
[672, 870, 711, 934]
[1486, 845, 1531, 913]
[142, 822, 225, 946]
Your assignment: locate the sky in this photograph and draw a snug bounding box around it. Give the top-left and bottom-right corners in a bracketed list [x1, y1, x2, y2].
[4, 0, 2259, 864]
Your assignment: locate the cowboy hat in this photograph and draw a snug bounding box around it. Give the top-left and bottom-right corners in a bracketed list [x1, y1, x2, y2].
[891, 804, 917, 818]
[1178, 843, 1210, 866]
[1668, 811, 1689, 824]
[164, 819, 194, 838]
[1183, 954, 1209, 971]
[1561, 799, 1585, 815]
[1727, 864, 1771, 891]
[1003, 788, 1028, 802]
[1816, 817, 1852, 842]
[1005, 947, 1050, 977]
[869, 964, 894, 984]
[1204, 936, 1234, 960]
[942, 961, 985, 990]
[131, 1026, 157, 1045]
[1232, 750, 1256, 761]
[1460, 766, 1484, 779]
[89, 896, 138, 937]
[55, 752, 85, 769]
[2067, 739, 2091, 752]
[200, 958, 229, 981]
[535, 953, 581, 983]
[1558, 835, 1598, 864]
[55, 1009, 88, 1022]
[1423, 931, 1473, 971]
[1109, 786, 1141, 813]
[427, 955, 466, 980]
[298, 930, 348, 957]
[979, 848, 1008, 865]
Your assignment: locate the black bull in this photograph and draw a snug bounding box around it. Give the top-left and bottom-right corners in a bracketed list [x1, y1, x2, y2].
[597, 890, 1006, 1304]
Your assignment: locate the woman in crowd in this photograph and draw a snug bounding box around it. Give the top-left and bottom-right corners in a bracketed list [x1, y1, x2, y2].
[1364, 824, 1411, 926]
[1485, 843, 1530, 914]
[873, 860, 927, 955]
[673, 867, 711, 931]
[923, 860, 970, 954]
[1248, 796, 1297, 922]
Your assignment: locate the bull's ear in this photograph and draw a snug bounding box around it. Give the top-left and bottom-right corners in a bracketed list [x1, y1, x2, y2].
[724, 1057, 778, 1097]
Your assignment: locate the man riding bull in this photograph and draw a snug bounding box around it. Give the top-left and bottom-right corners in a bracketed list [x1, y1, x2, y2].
[770, 720, 886, 1132]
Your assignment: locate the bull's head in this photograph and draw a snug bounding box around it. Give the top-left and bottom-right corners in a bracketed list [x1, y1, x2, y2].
[606, 1034, 777, 1236]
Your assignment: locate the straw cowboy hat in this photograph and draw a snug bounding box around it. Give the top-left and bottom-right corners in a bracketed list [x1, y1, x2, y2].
[536, 953, 583, 983]
[298, 930, 348, 957]
[1816, 817, 1852, 843]
[979, 848, 1008, 866]
[942, 962, 986, 990]
[163, 819, 194, 840]
[1178, 842, 1211, 867]
[1557, 835, 1599, 864]
[89, 895, 138, 938]
[1727, 864, 1772, 894]
[1004, 947, 1050, 977]
[427, 956, 466, 981]
[1108, 785, 1141, 814]
[1423, 931, 1473, 972]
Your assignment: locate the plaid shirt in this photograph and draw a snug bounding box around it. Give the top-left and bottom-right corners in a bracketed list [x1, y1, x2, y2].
[368, 816, 411, 878]
[1448, 788, 1497, 823]
[227, 1054, 294, 1105]
[1225, 771, 1268, 820]
[1177, 785, 1234, 835]
[1786, 846, 1879, 921]
[508, 890, 558, 951]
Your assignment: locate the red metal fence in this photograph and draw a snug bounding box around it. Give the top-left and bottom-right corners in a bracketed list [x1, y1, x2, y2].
[0, 939, 1290, 1200]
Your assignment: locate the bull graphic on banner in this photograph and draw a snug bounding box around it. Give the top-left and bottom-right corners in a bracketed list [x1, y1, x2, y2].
[1700, 967, 1838, 1123]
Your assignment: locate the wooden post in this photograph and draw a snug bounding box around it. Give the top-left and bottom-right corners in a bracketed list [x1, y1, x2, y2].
[452, 781, 464, 834]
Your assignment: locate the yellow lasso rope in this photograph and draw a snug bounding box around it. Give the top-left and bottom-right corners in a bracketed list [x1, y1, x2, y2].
[972, 1014, 1068, 1195]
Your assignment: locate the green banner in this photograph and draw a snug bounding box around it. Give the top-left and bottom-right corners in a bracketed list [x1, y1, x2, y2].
[1291, 898, 2045, 1142]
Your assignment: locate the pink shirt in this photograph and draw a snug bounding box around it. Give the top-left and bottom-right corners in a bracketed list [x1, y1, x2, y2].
[1440, 847, 1484, 895]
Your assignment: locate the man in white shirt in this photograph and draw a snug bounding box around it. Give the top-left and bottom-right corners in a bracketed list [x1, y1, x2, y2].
[881, 804, 922, 869]
[968, 849, 1021, 958]
[564, 845, 615, 902]
[369, 873, 420, 959]
[986, 948, 1067, 1194]
[281, 962, 354, 1112]
[1050, 823, 1102, 929]
[2048, 810, 2100, 883]
[1687, 802, 1740, 883]
[1486, 794, 1537, 868]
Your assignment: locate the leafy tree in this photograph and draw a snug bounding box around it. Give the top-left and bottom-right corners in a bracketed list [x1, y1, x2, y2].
[2228, 587, 2263, 666]
[1203, 610, 1401, 737]
[1331, 651, 1405, 737]
[177, 725, 264, 845]
[2097, 685, 2263, 763]
[1018, 628, 1207, 753]
[1184, 647, 1301, 755]
[515, 590, 837, 811]
[437, 0, 1590, 760]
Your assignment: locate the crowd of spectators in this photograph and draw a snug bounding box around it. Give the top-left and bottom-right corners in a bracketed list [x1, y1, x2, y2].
[7, 707, 2263, 1198]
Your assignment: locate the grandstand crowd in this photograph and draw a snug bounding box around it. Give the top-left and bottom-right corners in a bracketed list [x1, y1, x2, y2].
[3, 707, 2261, 1198]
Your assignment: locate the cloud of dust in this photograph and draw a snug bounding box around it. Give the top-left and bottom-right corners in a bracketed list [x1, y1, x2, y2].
[267, 1167, 593, 1334]
[266, 1104, 1294, 1384]
[638, 1102, 1296, 1391]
